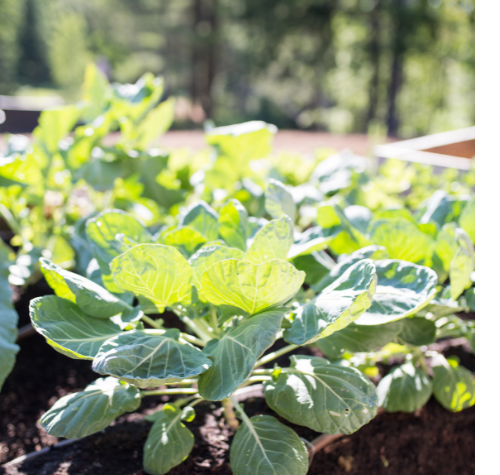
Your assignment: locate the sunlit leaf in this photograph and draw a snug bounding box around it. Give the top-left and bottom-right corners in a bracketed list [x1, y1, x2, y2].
[200, 258, 304, 315]
[265, 178, 296, 222]
[159, 227, 207, 258]
[450, 228, 474, 300]
[40, 258, 131, 319]
[284, 259, 377, 345]
[86, 210, 153, 293]
[188, 244, 244, 288]
[244, 215, 294, 264]
[110, 244, 193, 312]
[369, 218, 435, 266]
[178, 201, 219, 241]
[432, 355, 475, 412]
[356, 260, 437, 325]
[218, 199, 249, 251]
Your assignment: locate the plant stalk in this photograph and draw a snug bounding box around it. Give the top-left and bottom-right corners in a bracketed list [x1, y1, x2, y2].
[255, 344, 298, 367]
[141, 388, 199, 397]
[222, 397, 240, 431]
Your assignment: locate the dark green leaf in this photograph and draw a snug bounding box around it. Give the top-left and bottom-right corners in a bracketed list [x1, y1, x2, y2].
[198, 309, 286, 400]
[284, 259, 377, 345]
[265, 355, 377, 434]
[432, 356, 475, 412]
[398, 317, 436, 346]
[143, 404, 194, 475]
[41, 377, 140, 438]
[92, 330, 212, 388]
[377, 361, 432, 413]
[30, 296, 123, 360]
[230, 415, 308, 475]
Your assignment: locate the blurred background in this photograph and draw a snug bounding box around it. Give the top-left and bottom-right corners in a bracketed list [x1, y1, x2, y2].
[0, 0, 474, 138]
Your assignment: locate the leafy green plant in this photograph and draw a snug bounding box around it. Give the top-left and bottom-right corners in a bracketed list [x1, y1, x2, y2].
[30, 185, 473, 474]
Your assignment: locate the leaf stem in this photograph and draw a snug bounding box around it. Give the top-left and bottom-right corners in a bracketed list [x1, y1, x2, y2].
[180, 333, 206, 347]
[142, 315, 165, 330]
[209, 306, 219, 335]
[229, 395, 251, 430]
[222, 397, 240, 431]
[254, 344, 298, 367]
[177, 314, 214, 343]
[141, 388, 199, 397]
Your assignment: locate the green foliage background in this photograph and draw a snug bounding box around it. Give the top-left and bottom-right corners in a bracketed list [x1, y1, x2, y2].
[0, 0, 474, 138]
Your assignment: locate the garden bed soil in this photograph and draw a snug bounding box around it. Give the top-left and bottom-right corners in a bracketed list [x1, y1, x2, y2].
[1, 282, 475, 474]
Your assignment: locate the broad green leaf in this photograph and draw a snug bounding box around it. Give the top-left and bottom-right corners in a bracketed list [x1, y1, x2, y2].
[459, 197, 475, 244]
[81, 63, 109, 122]
[284, 259, 377, 345]
[265, 355, 377, 434]
[206, 121, 277, 163]
[178, 201, 219, 241]
[41, 377, 140, 438]
[465, 287, 475, 312]
[322, 204, 372, 256]
[200, 258, 304, 315]
[92, 330, 212, 388]
[30, 296, 123, 360]
[374, 207, 415, 223]
[316, 320, 402, 358]
[369, 218, 435, 266]
[292, 251, 335, 286]
[420, 285, 466, 317]
[143, 405, 195, 475]
[110, 244, 193, 313]
[198, 309, 286, 401]
[0, 241, 19, 390]
[450, 228, 474, 300]
[33, 105, 80, 153]
[244, 216, 294, 264]
[265, 179, 296, 222]
[344, 205, 373, 234]
[288, 226, 340, 259]
[159, 227, 207, 258]
[432, 356, 475, 412]
[434, 223, 459, 272]
[377, 361, 432, 413]
[356, 260, 437, 325]
[218, 199, 249, 251]
[418, 190, 455, 227]
[76, 159, 123, 192]
[230, 414, 308, 475]
[131, 98, 175, 150]
[40, 258, 131, 319]
[313, 245, 388, 293]
[86, 210, 153, 293]
[188, 244, 244, 288]
[398, 317, 436, 346]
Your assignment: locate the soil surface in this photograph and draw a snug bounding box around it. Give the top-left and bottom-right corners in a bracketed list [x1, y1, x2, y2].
[1, 282, 475, 474]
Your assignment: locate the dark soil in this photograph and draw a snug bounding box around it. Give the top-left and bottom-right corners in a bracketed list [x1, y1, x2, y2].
[1, 282, 475, 474]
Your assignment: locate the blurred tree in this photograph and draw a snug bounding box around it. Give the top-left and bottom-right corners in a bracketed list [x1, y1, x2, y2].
[0, 0, 25, 94]
[1, 0, 474, 138]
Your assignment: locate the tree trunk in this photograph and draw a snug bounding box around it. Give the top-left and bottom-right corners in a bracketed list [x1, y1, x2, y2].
[386, 0, 405, 138]
[365, 9, 381, 132]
